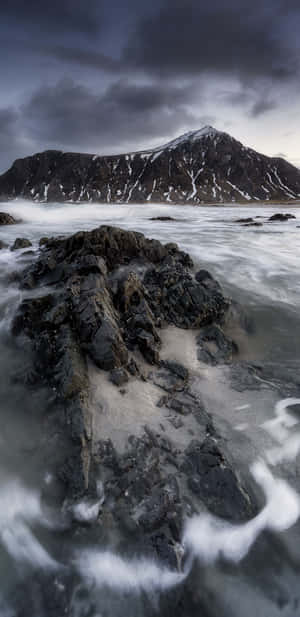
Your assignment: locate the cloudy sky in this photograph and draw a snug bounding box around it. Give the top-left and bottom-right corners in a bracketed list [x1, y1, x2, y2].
[0, 0, 299, 172]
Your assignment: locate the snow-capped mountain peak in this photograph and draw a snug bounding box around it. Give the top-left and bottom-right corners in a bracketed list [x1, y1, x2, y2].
[150, 125, 223, 152]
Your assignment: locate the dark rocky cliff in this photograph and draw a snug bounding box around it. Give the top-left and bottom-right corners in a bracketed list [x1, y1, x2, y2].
[1, 126, 300, 204]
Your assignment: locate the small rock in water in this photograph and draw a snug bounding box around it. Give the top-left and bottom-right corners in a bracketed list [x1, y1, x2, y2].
[234, 217, 254, 223]
[0, 239, 8, 249]
[0, 212, 20, 225]
[268, 213, 296, 222]
[39, 236, 49, 246]
[149, 216, 177, 221]
[11, 237, 33, 251]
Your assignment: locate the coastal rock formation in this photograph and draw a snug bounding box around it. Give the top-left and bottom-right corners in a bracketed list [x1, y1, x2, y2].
[10, 237, 32, 251]
[12, 225, 256, 580]
[1, 126, 300, 204]
[0, 211, 19, 225]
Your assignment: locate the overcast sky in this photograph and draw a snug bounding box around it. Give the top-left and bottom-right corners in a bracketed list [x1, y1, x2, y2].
[0, 0, 299, 172]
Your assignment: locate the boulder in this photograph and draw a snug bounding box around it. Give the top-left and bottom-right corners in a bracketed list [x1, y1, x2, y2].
[0, 211, 19, 225]
[197, 324, 238, 365]
[11, 237, 32, 251]
[182, 438, 255, 521]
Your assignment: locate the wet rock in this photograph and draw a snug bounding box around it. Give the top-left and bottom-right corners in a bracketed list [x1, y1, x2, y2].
[268, 213, 296, 222]
[144, 259, 228, 329]
[150, 216, 178, 221]
[109, 367, 129, 387]
[182, 438, 254, 521]
[195, 269, 221, 292]
[150, 361, 188, 392]
[137, 475, 180, 532]
[11, 225, 255, 546]
[230, 363, 263, 391]
[0, 239, 8, 249]
[39, 236, 49, 246]
[243, 221, 263, 227]
[167, 391, 203, 416]
[0, 211, 20, 225]
[197, 324, 238, 365]
[127, 358, 140, 376]
[234, 217, 254, 223]
[11, 237, 32, 251]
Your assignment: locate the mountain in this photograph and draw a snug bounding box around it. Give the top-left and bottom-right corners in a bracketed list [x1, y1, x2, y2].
[0, 125, 300, 204]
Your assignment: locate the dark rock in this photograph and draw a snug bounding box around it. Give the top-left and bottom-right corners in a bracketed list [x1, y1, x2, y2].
[150, 362, 188, 393]
[127, 358, 140, 376]
[243, 221, 263, 227]
[0, 239, 8, 249]
[109, 367, 129, 387]
[268, 213, 296, 222]
[150, 216, 177, 221]
[11, 237, 33, 251]
[0, 211, 20, 225]
[144, 259, 228, 329]
[197, 324, 238, 365]
[234, 217, 254, 223]
[167, 391, 203, 416]
[11, 225, 257, 559]
[137, 475, 180, 532]
[230, 363, 263, 392]
[182, 438, 255, 521]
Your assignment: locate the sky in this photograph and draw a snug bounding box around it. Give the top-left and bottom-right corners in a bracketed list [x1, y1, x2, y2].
[0, 0, 299, 172]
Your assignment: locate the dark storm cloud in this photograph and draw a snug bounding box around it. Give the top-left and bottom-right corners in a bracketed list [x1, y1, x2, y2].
[250, 99, 277, 118]
[2, 0, 102, 35]
[47, 46, 122, 72]
[220, 90, 278, 118]
[125, 0, 299, 82]
[21, 78, 198, 152]
[0, 108, 29, 171]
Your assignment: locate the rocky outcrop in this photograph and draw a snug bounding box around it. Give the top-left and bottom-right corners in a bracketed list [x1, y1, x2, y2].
[1, 126, 300, 204]
[10, 237, 32, 251]
[12, 225, 256, 582]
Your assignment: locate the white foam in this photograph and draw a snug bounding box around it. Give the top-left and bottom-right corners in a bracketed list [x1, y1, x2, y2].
[183, 460, 300, 564]
[76, 395, 300, 592]
[0, 479, 58, 569]
[77, 550, 184, 591]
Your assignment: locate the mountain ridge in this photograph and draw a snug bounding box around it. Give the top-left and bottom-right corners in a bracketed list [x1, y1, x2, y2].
[0, 126, 299, 204]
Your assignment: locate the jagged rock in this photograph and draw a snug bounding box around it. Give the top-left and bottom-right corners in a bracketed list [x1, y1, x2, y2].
[144, 259, 228, 329]
[109, 367, 129, 387]
[11, 225, 256, 555]
[10, 237, 33, 251]
[0, 211, 19, 225]
[182, 438, 255, 521]
[197, 324, 238, 365]
[150, 361, 188, 393]
[268, 213, 296, 221]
